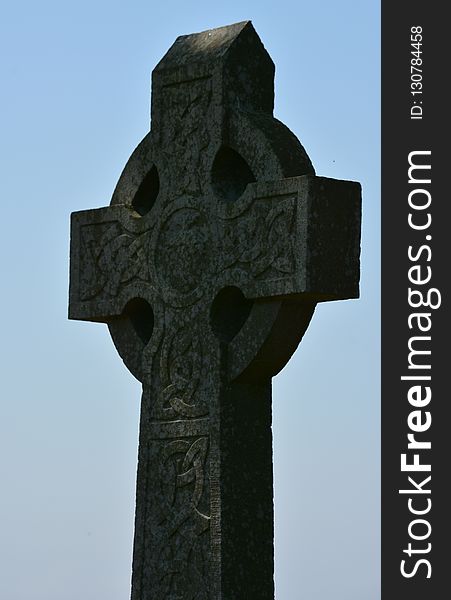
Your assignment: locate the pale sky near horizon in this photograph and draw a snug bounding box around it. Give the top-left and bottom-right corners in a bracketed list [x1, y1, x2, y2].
[0, 2, 380, 599]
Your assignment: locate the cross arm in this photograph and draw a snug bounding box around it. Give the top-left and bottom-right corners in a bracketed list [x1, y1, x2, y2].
[69, 205, 151, 322]
[217, 174, 361, 302]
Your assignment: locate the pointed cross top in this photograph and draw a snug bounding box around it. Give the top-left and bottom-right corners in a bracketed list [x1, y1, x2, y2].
[155, 21, 267, 70]
[152, 20, 275, 123]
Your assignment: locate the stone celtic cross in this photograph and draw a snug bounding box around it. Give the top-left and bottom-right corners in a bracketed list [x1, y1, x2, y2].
[69, 21, 361, 600]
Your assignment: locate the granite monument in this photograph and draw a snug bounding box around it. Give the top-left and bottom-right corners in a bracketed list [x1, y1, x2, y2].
[69, 21, 361, 599]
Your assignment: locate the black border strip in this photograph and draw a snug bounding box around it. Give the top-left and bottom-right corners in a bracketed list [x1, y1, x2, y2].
[382, 4, 447, 598]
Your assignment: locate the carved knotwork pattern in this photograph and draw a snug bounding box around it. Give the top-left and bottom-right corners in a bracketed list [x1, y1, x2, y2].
[220, 196, 297, 278]
[161, 78, 212, 197]
[79, 222, 149, 300]
[78, 195, 297, 305]
[150, 436, 210, 600]
[152, 321, 208, 420]
[141, 316, 211, 596]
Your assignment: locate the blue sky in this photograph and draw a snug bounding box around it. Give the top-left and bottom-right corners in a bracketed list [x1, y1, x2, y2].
[0, 1, 380, 599]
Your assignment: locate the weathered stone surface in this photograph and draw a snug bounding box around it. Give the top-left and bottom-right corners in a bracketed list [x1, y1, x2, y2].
[69, 21, 361, 599]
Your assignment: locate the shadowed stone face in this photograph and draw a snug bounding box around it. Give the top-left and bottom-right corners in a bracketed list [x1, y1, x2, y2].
[69, 21, 361, 600]
[156, 206, 212, 295]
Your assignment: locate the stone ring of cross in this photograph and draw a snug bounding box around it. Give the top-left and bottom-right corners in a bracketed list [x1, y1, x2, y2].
[69, 21, 361, 600]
